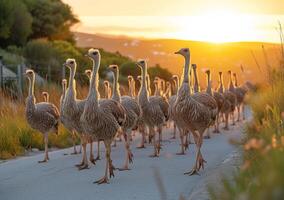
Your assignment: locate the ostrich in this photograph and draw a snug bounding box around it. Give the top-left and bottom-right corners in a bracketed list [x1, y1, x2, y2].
[63, 59, 91, 169]
[205, 70, 225, 134]
[109, 65, 140, 170]
[192, 64, 200, 93]
[59, 80, 80, 155]
[233, 73, 247, 121]
[174, 48, 214, 175]
[163, 81, 172, 99]
[85, 69, 101, 161]
[169, 75, 180, 140]
[104, 80, 111, 99]
[136, 60, 169, 157]
[127, 75, 136, 97]
[217, 72, 233, 130]
[25, 70, 60, 163]
[42, 92, 49, 102]
[82, 48, 126, 184]
[227, 70, 237, 125]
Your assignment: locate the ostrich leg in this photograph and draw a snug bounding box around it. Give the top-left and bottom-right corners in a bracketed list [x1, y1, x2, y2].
[137, 124, 146, 148]
[157, 126, 162, 154]
[171, 122, 176, 139]
[77, 136, 89, 170]
[149, 127, 158, 157]
[95, 141, 101, 161]
[94, 141, 114, 184]
[71, 131, 78, 155]
[213, 114, 220, 133]
[223, 113, 229, 130]
[243, 104, 246, 120]
[237, 106, 241, 122]
[184, 130, 206, 176]
[38, 133, 49, 163]
[176, 128, 185, 155]
[89, 137, 96, 165]
[119, 129, 133, 171]
[231, 112, 236, 125]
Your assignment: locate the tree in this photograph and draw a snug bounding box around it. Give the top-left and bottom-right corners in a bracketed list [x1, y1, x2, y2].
[0, 0, 32, 47]
[24, 0, 79, 43]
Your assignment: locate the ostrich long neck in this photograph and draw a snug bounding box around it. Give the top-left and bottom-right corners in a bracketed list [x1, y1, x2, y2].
[178, 54, 191, 96]
[218, 73, 224, 93]
[154, 82, 159, 96]
[234, 75, 238, 87]
[206, 72, 213, 96]
[139, 65, 149, 103]
[88, 58, 100, 104]
[104, 84, 109, 99]
[112, 70, 121, 102]
[128, 80, 132, 97]
[193, 67, 199, 93]
[68, 66, 76, 92]
[228, 72, 235, 91]
[146, 75, 151, 96]
[132, 80, 136, 97]
[27, 76, 35, 111]
[164, 85, 172, 98]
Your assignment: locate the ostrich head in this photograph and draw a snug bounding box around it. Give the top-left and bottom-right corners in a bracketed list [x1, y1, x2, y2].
[171, 74, 179, 82]
[109, 65, 119, 74]
[233, 73, 237, 78]
[42, 92, 49, 102]
[137, 75, 142, 83]
[104, 80, 109, 87]
[62, 79, 67, 86]
[84, 69, 92, 80]
[25, 69, 35, 80]
[174, 48, 190, 57]
[136, 59, 146, 69]
[127, 75, 134, 82]
[65, 58, 76, 69]
[86, 48, 100, 61]
[205, 69, 210, 75]
[166, 81, 171, 88]
[154, 76, 160, 85]
[219, 71, 223, 76]
[191, 64, 197, 70]
[228, 70, 232, 75]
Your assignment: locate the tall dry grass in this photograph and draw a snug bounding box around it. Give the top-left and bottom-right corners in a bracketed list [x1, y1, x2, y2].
[0, 83, 85, 159]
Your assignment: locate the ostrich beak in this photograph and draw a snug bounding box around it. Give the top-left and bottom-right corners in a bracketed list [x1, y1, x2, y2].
[174, 51, 180, 54]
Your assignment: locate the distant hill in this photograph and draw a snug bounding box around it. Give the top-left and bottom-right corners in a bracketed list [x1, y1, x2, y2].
[74, 32, 282, 86]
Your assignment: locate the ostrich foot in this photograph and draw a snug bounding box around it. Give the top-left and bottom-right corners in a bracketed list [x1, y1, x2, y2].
[78, 164, 89, 170]
[75, 161, 84, 167]
[71, 151, 78, 155]
[184, 168, 200, 176]
[197, 156, 207, 170]
[118, 166, 131, 171]
[170, 136, 176, 139]
[94, 176, 109, 184]
[203, 135, 210, 139]
[213, 129, 220, 134]
[156, 144, 162, 154]
[112, 143, 117, 148]
[89, 157, 96, 165]
[184, 143, 189, 151]
[176, 151, 185, 155]
[95, 156, 101, 161]
[136, 144, 146, 149]
[128, 151, 134, 164]
[38, 159, 48, 163]
[109, 160, 116, 178]
[231, 123, 236, 126]
[223, 126, 229, 131]
[149, 151, 159, 157]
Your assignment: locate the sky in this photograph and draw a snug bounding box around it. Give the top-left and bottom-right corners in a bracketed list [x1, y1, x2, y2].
[63, 0, 284, 43]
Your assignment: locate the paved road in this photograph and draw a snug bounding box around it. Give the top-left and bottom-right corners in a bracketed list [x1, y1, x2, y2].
[0, 109, 251, 200]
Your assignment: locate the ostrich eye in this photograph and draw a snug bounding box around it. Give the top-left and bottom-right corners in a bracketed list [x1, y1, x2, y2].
[70, 61, 74, 64]
[140, 60, 145, 64]
[184, 49, 188, 52]
[93, 52, 98, 55]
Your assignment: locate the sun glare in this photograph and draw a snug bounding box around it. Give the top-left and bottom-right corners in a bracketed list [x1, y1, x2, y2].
[174, 10, 256, 43]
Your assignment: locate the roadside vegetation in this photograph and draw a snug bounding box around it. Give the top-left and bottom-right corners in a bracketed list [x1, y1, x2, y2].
[212, 29, 284, 199]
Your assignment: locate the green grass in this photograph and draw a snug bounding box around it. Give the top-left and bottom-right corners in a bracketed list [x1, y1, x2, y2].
[212, 68, 284, 200]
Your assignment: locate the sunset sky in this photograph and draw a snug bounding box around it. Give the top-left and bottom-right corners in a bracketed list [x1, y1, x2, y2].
[63, 0, 284, 43]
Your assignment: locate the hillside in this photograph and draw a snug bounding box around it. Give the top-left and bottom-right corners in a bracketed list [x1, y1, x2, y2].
[74, 32, 281, 86]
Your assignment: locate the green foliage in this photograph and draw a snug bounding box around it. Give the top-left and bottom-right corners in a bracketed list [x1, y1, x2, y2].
[0, 0, 32, 47]
[213, 68, 284, 200]
[24, 0, 79, 43]
[148, 64, 172, 81]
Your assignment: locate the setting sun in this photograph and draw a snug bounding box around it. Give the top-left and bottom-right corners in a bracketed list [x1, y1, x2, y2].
[174, 10, 256, 43]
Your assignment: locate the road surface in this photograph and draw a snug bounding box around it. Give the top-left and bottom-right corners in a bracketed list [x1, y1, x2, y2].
[0, 109, 251, 200]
